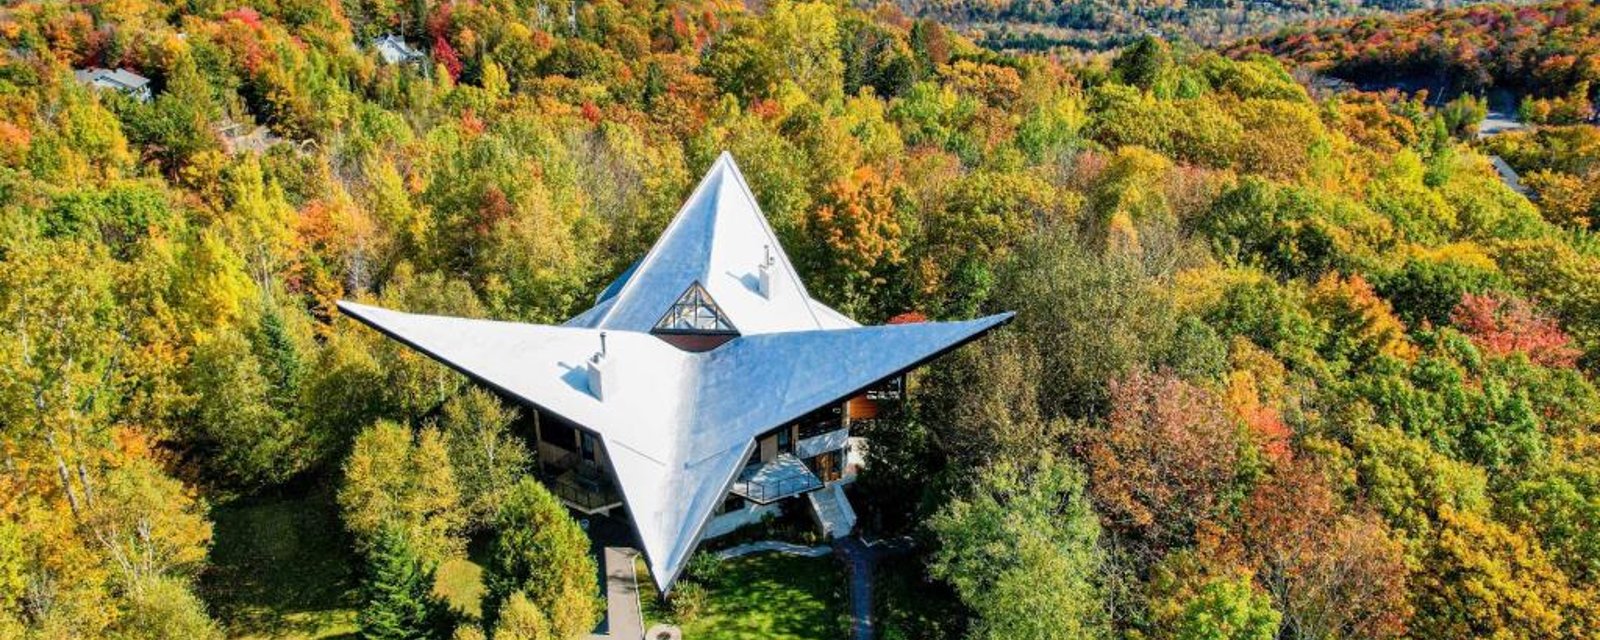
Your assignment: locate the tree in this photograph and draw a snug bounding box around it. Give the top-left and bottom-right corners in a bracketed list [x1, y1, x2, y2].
[491, 591, 553, 640]
[916, 331, 1057, 471]
[115, 575, 224, 640]
[1150, 567, 1281, 640]
[1410, 506, 1597, 639]
[480, 479, 599, 637]
[996, 229, 1176, 418]
[186, 327, 307, 489]
[340, 421, 465, 566]
[767, 0, 845, 105]
[1450, 292, 1581, 368]
[1228, 461, 1410, 639]
[929, 452, 1106, 640]
[439, 388, 530, 530]
[1083, 370, 1244, 562]
[358, 525, 452, 640]
[807, 164, 904, 307]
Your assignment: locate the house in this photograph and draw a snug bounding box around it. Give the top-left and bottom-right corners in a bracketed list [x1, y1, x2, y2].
[338, 152, 1014, 592]
[370, 34, 425, 65]
[74, 67, 152, 103]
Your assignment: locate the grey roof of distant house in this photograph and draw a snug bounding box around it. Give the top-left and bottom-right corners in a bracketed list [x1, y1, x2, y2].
[75, 67, 150, 91]
[338, 152, 1013, 591]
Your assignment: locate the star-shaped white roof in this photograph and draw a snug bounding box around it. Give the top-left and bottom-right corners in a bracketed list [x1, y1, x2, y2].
[339, 152, 1012, 591]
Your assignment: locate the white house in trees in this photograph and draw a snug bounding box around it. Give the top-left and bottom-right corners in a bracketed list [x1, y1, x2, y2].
[338, 152, 1013, 591]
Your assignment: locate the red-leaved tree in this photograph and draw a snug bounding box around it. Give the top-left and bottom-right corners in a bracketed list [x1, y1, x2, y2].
[1084, 370, 1243, 562]
[1450, 292, 1580, 368]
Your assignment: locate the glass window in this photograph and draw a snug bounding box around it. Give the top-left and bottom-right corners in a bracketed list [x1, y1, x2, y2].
[654, 282, 736, 333]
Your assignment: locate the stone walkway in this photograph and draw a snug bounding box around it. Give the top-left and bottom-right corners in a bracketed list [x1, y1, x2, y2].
[588, 547, 645, 640]
[713, 540, 831, 560]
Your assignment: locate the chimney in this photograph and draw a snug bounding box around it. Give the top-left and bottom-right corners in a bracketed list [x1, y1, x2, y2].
[586, 332, 615, 400]
[757, 245, 775, 299]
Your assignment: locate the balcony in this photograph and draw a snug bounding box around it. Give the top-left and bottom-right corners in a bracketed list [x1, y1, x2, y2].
[541, 451, 623, 513]
[731, 453, 824, 504]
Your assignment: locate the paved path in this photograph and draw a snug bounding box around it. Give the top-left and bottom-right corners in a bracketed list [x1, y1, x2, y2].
[588, 547, 644, 640]
[713, 540, 831, 560]
[837, 537, 875, 640]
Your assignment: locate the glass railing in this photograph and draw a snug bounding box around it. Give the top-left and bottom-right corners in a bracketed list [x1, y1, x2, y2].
[734, 471, 823, 503]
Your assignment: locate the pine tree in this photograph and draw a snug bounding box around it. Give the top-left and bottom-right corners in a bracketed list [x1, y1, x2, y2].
[358, 526, 451, 640]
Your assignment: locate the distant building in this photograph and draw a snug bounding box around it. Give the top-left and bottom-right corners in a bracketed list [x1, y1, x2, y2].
[370, 34, 425, 65]
[340, 153, 1014, 593]
[74, 67, 152, 103]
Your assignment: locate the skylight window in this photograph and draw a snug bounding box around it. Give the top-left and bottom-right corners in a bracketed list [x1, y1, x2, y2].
[654, 282, 737, 333]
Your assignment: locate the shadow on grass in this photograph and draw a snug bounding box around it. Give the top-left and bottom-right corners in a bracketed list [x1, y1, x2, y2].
[639, 552, 849, 640]
[201, 488, 362, 639]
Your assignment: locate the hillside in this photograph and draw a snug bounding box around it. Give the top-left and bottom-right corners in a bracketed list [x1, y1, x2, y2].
[3, 1, 1600, 639]
[895, 0, 1506, 52]
[1232, 0, 1600, 103]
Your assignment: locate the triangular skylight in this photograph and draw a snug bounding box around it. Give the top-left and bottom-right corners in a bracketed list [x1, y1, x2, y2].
[654, 282, 737, 334]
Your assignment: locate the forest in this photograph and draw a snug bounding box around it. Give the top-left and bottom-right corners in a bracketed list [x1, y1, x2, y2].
[892, 0, 1500, 52]
[2, 0, 1600, 638]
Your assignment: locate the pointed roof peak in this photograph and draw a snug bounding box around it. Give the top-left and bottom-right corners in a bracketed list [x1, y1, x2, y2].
[590, 152, 820, 336]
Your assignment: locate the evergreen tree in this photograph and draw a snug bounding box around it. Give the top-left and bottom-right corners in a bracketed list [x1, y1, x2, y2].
[358, 525, 452, 640]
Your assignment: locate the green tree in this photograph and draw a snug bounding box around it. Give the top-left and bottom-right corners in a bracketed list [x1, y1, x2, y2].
[186, 327, 307, 489]
[929, 452, 1106, 640]
[114, 575, 224, 640]
[358, 525, 452, 640]
[340, 421, 465, 565]
[1168, 574, 1281, 640]
[438, 388, 531, 530]
[481, 479, 599, 637]
[1113, 37, 1174, 91]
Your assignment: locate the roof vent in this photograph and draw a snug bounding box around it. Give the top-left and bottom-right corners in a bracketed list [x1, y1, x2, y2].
[586, 332, 615, 400]
[758, 245, 776, 299]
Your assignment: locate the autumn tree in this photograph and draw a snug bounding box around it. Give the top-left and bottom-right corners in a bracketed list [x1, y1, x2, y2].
[339, 421, 465, 566]
[1228, 460, 1411, 639]
[1083, 370, 1245, 562]
[1450, 292, 1581, 368]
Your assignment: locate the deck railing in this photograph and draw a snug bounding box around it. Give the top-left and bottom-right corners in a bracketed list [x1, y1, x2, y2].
[734, 472, 823, 503]
[540, 451, 621, 511]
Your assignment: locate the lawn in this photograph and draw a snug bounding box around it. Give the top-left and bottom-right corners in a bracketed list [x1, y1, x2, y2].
[435, 555, 486, 620]
[638, 552, 850, 640]
[202, 491, 361, 639]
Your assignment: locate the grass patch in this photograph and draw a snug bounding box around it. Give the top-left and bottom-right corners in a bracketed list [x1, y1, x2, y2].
[434, 557, 485, 620]
[638, 552, 849, 640]
[202, 491, 361, 639]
